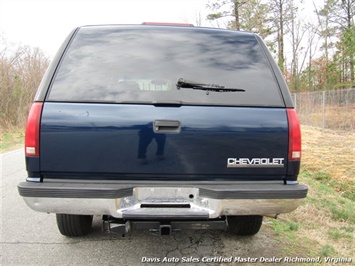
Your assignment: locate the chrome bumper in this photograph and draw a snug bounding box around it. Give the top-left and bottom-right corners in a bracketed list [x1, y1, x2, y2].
[18, 181, 307, 219]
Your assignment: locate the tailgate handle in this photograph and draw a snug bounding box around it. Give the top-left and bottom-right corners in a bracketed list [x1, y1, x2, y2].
[154, 120, 181, 133]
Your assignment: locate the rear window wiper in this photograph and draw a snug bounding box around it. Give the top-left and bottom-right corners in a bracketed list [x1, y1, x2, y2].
[176, 78, 245, 92]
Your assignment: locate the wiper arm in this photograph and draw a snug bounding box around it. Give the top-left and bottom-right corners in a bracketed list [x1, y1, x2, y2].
[176, 78, 245, 92]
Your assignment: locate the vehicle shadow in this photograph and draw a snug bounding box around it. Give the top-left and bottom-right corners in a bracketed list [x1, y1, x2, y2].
[64, 216, 284, 266]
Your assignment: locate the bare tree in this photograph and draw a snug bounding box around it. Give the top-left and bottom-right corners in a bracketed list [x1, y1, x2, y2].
[304, 23, 321, 90]
[0, 44, 49, 130]
[269, 0, 294, 73]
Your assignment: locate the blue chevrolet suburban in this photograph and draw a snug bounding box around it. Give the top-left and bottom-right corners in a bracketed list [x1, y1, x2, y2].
[18, 23, 307, 237]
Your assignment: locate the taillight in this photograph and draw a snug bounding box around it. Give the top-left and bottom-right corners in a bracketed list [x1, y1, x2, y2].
[25, 102, 43, 157]
[287, 108, 301, 160]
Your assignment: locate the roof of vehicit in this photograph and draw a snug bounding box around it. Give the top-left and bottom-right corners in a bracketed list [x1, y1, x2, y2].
[141, 22, 194, 26]
[39, 24, 293, 107]
[78, 24, 255, 35]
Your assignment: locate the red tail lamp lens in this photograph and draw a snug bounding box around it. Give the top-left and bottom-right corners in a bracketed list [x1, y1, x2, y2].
[287, 108, 301, 160]
[25, 102, 43, 157]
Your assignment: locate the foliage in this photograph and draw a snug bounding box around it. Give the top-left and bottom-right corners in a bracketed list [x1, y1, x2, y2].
[335, 25, 355, 82]
[206, 0, 355, 91]
[206, 0, 272, 36]
[0, 44, 49, 131]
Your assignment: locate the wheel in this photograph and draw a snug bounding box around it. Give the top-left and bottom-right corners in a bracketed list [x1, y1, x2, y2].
[227, 215, 263, 236]
[56, 214, 93, 237]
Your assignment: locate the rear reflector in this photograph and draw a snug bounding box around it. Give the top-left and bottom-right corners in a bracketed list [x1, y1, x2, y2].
[287, 108, 301, 160]
[25, 102, 43, 157]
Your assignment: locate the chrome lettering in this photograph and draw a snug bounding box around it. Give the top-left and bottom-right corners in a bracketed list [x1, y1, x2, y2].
[227, 158, 285, 168]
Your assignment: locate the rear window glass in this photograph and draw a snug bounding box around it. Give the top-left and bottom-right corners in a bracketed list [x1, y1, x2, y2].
[47, 26, 283, 107]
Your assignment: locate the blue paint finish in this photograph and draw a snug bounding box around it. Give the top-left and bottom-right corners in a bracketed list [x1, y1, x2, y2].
[38, 103, 288, 180]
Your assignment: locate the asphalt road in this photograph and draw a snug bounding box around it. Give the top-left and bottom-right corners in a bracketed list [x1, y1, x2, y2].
[1, 149, 282, 266]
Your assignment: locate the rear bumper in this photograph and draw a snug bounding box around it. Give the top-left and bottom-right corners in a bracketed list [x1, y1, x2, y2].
[18, 180, 307, 219]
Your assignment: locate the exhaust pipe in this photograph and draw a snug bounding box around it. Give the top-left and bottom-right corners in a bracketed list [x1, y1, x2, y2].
[263, 214, 279, 219]
[105, 220, 131, 236]
[110, 222, 130, 234]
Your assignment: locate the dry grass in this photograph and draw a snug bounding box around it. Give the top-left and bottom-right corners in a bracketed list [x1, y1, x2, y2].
[294, 89, 355, 131]
[298, 107, 355, 132]
[302, 125, 354, 175]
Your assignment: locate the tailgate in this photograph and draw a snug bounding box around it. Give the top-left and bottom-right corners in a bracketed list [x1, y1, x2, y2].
[40, 103, 288, 181]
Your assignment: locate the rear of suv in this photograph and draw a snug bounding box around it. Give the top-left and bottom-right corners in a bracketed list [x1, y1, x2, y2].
[18, 24, 307, 237]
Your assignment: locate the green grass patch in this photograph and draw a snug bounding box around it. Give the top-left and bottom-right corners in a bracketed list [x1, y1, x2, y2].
[0, 129, 24, 152]
[313, 171, 331, 182]
[270, 219, 299, 239]
[269, 167, 354, 258]
[340, 226, 354, 233]
[299, 170, 354, 224]
[329, 203, 354, 223]
[267, 219, 319, 257]
[321, 244, 335, 257]
[327, 230, 342, 240]
[328, 179, 355, 201]
[328, 227, 354, 240]
[268, 218, 345, 258]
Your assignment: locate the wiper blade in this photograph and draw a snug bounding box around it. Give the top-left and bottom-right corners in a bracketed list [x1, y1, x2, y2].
[176, 78, 245, 92]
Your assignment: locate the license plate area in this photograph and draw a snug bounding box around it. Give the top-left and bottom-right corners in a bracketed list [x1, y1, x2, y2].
[134, 187, 199, 202]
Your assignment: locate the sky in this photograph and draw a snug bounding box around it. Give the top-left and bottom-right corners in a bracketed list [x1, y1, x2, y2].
[0, 0, 210, 57]
[0, 0, 322, 59]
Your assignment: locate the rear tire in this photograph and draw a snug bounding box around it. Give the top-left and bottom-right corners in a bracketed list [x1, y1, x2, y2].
[227, 215, 263, 236]
[56, 214, 93, 237]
